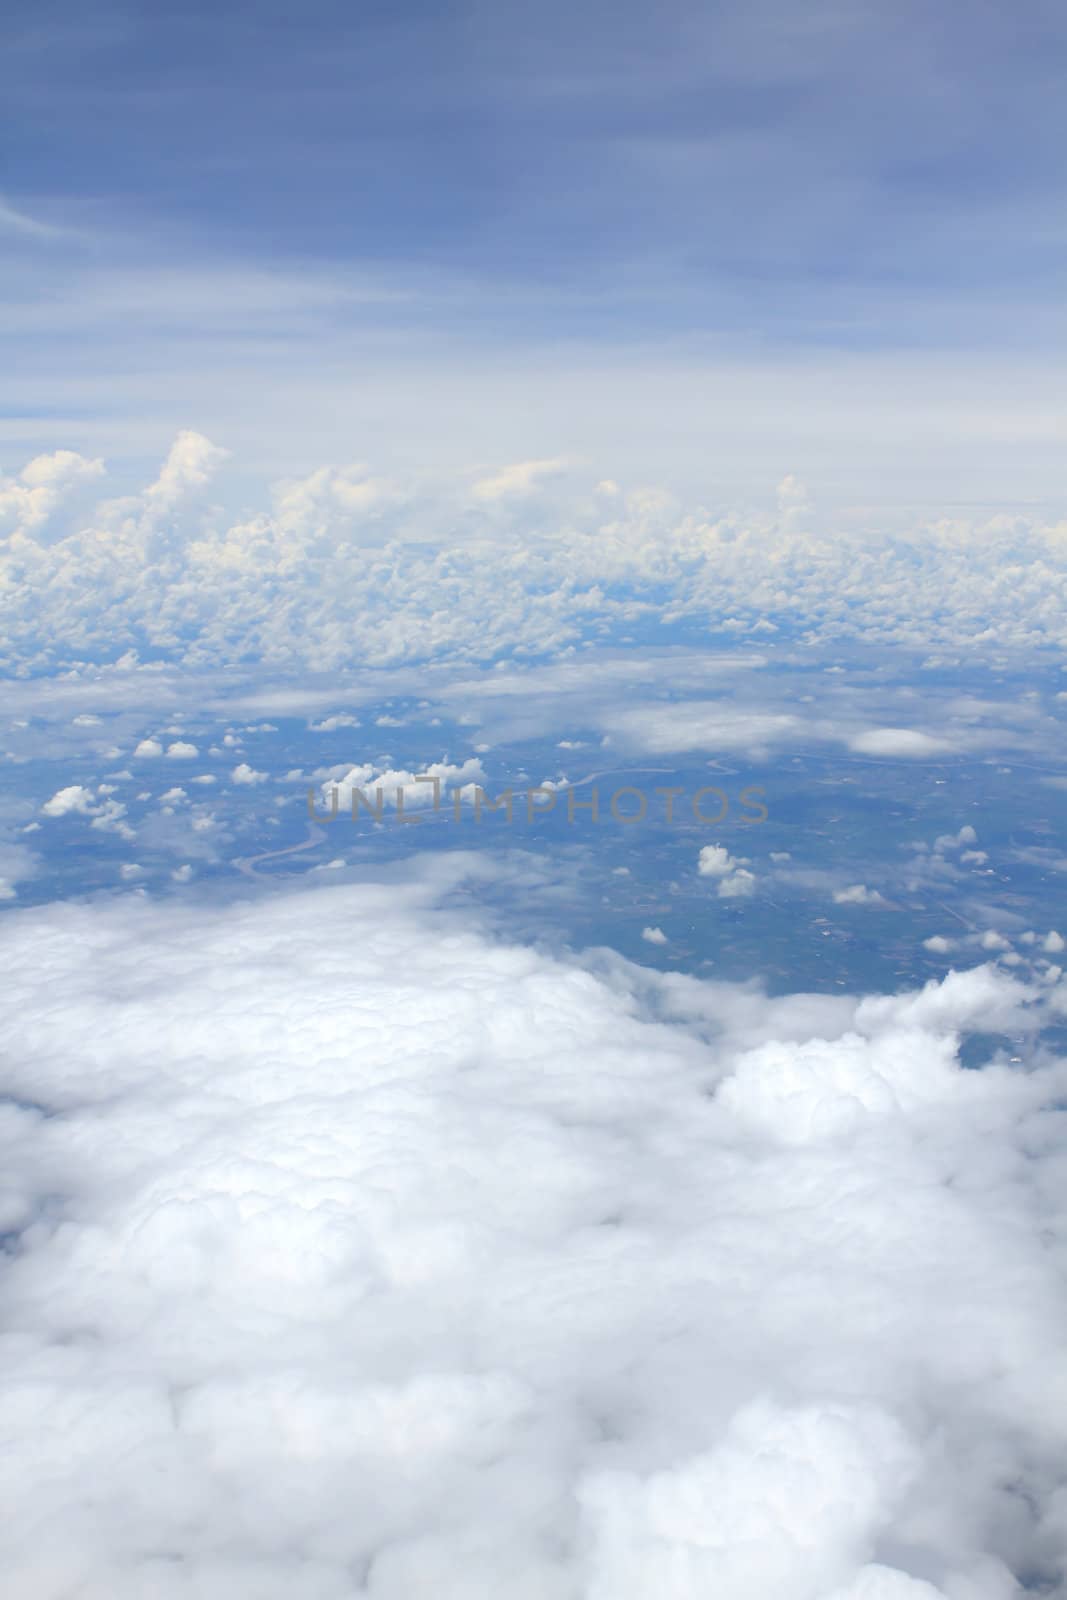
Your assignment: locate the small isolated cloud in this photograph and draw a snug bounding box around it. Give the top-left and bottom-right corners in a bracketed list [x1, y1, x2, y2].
[1043, 930, 1064, 954]
[309, 714, 361, 732]
[923, 936, 956, 954]
[698, 845, 741, 878]
[699, 846, 757, 899]
[641, 926, 668, 945]
[42, 784, 95, 817]
[166, 741, 199, 759]
[933, 825, 978, 852]
[39, 784, 131, 837]
[134, 739, 163, 758]
[834, 885, 887, 906]
[849, 729, 953, 758]
[232, 763, 269, 785]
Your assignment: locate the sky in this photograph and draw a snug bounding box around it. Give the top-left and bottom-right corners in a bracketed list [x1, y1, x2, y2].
[3, 0, 1067, 506]
[4, 10, 1067, 1598]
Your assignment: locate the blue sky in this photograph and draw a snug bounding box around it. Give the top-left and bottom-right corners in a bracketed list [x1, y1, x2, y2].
[4, 0, 1066, 505]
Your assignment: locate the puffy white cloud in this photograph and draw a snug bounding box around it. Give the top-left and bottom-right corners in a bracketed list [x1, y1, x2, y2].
[134, 738, 164, 757]
[933, 825, 978, 852]
[698, 845, 756, 896]
[309, 714, 361, 732]
[323, 758, 486, 814]
[165, 740, 199, 759]
[0, 873, 1064, 1597]
[40, 785, 131, 837]
[41, 783, 96, 816]
[143, 429, 228, 513]
[834, 884, 887, 906]
[3, 435, 1067, 675]
[232, 762, 269, 785]
[698, 844, 741, 877]
[581, 1400, 918, 1600]
[0, 449, 104, 535]
[641, 926, 668, 945]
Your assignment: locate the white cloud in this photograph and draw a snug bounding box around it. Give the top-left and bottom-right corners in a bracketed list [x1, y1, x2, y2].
[38, 783, 131, 836]
[165, 741, 199, 759]
[699, 845, 757, 895]
[471, 457, 569, 502]
[698, 844, 742, 878]
[3, 434, 1067, 675]
[143, 429, 229, 513]
[834, 884, 887, 906]
[606, 704, 798, 757]
[309, 714, 361, 732]
[42, 783, 95, 817]
[641, 926, 668, 945]
[232, 763, 269, 785]
[0, 876, 1063, 1596]
[323, 758, 486, 814]
[849, 729, 953, 758]
[0, 448, 104, 535]
[134, 739, 164, 757]
[717, 867, 757, 899]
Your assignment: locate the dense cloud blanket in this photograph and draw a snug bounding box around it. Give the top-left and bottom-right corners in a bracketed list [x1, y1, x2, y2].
[1, 863, 1065, 1598]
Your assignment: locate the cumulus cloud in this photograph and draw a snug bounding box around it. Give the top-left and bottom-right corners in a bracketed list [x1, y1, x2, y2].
[322, 758, 486, 813]
[0, 872, 1064, 1597]
[41, 783, 96, 816]
[232, 762, 269, 785]
[40, 783, 133, 837]
[834, 884, 887, 906]
[699, 844, 757, 898]
[0, 448, 104, 535]
[143, 429, 229, 513]
[3, 435, 1067, 674]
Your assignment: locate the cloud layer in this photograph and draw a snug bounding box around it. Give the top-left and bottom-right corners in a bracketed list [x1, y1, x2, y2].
[1, 861, 1065, 1597]
[4, 436, 1066, 674]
